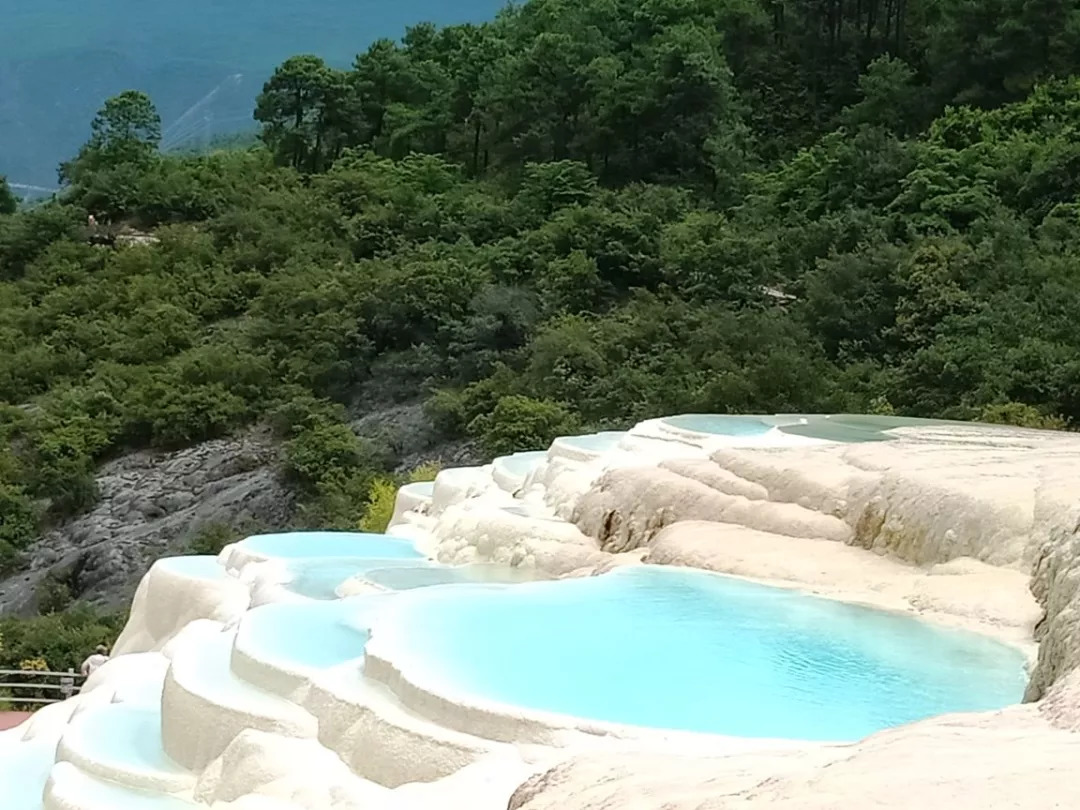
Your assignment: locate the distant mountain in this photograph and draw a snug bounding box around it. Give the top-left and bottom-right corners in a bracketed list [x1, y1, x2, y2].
[0, 0, 504, 187]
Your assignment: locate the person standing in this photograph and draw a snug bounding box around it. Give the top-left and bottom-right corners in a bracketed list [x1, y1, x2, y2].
[80, 645, 110, 678]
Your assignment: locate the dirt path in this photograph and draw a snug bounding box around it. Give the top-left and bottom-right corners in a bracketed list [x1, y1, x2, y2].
[0, 711, 31, 731]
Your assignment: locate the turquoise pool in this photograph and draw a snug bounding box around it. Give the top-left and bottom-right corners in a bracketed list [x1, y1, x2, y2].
[2, 737, 56, 810]
[67, 705, 189, 785]
[495, 451, 548, 476]
[284, 557, 436, 600]
[239, 531, 423, 560]
[392, 567, 1027, 740]
[364, 563, 540, 591]
[663, 415, 775, 436]
[241, 601, 369, 669]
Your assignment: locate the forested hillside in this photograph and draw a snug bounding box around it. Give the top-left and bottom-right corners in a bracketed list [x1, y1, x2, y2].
[2, 0, 1080, 601]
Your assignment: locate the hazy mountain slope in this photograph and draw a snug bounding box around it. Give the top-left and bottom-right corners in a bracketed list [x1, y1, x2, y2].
[0, 0, 504, 186]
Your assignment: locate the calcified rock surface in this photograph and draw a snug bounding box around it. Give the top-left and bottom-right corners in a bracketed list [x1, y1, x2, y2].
[506, 417, 1080, 810]
[507, 709, 1080, 810]
[4, 414, 1080, 810]
[0, 427, 292, 615]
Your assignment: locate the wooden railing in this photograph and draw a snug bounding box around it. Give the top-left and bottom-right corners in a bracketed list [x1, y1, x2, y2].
[0, 668, 85, 710]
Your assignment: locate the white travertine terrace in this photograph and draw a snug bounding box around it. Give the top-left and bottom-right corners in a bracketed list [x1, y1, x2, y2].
[4, 413, 1080, 809]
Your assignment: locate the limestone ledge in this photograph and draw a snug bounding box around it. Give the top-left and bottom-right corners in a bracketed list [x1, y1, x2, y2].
[8, 414, 1080, 810]
[643, 520, 1039, 651]
[388, 416, 1080, 702]
[492, 418, 1080, 810]
[552, 422, 1080, 679]
[507, 704, 1080, 810]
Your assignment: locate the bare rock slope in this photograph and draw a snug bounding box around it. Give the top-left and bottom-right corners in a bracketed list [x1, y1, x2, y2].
[0, 428, 293, 615]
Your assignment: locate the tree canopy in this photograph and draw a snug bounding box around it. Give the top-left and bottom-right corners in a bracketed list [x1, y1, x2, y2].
[0, 177, 16, 216]
[1, 0, 1079, 590]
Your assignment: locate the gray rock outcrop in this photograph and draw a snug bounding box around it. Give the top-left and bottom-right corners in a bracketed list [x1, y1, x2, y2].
[1027, 505, 1080, 702]
[349, 400, 483, 471]
[0, 427, 293, 615]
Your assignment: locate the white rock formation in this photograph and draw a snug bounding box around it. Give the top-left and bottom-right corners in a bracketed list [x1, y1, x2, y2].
[4, 413, 1080, 810]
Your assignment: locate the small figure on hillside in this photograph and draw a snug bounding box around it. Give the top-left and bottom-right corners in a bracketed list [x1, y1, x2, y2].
[80, 645, 110, 678]
[87, 213, 97, 229]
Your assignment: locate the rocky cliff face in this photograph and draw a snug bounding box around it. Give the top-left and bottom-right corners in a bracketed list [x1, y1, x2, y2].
[349, 401, 482, 472]
[0, 401, 479, 617]
[1026, 506, 1080, 702]
[0, 428, 293, 615]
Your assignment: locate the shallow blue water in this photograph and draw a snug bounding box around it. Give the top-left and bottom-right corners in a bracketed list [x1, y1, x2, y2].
[495, 451, 548, 476]
[2, 737, 55, 810]
[242, 601, 369, 668]
[367, 563, 541, 590]
[365, 566, 476, 590]
[396, 567, 1028, 740]
[241, 531, 423, 561]
[73, 705, 187, 779]
[284, 556, 436, 599]
[663, 414, 774, 436]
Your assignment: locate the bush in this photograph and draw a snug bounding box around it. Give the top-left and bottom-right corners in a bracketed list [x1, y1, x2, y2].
[186, 523, 240, 556]
[281, 412, 395, 529]
[0, 483, 38, 572]
[424, 366, 522, 441]
[44, 472, 100, 521]
[423, 388, 468, 437]
[284, 421, 371, 491]
[359, 478, 399, 533]
[133, 382, 251, 449]
[36, 574, 74, 615]
[268, 391, 348, 438]
[0, 607, 125, 672]
[468, 395, 580, 456]
[978, 402, 1068, 430]
[359, 461, 442, 533]
[0, 176, 17, 215]
[291, 470, 377, 530]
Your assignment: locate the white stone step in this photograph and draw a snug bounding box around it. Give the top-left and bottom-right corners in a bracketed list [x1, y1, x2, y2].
[81, 652, 170, 709]
[391, 480, 434, 525]
[55, 703, 194, 793]
[430, 466, 492, 515]
[491, 451, 547, 493]
[43, 762, 198, 810]
[112, 555, 249, 655]
[547, 432, 627, 463]
[230, 598, 383, 697]
[302, 664, 505, 788]
[222, 531, 424, 573]
[160, 620, 318, 771]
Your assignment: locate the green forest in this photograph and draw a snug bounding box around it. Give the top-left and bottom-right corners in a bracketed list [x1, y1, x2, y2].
[2, 0, 1080, 624]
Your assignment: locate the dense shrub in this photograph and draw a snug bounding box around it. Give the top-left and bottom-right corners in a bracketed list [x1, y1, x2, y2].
[0, 608, 125, 672]
[468, 395, 581, 456]
[1, 0, 1079, 665]
[360, 462, 442, 533]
